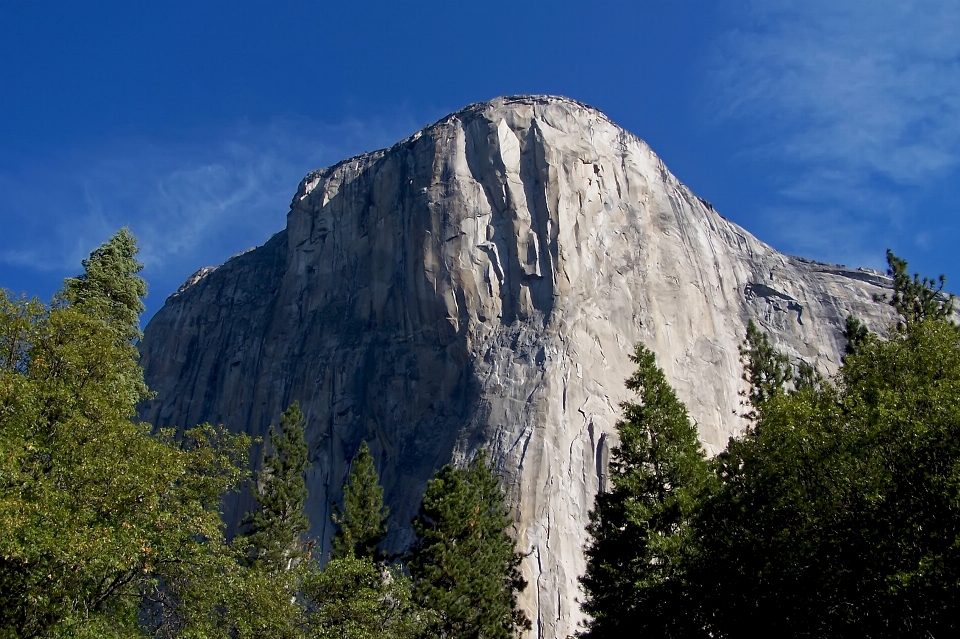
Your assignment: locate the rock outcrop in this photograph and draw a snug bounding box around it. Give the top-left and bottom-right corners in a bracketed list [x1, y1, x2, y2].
[138, 95, 892, 638]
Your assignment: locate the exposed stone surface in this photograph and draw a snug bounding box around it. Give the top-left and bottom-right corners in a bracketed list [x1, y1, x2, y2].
[138, 95, 893, 638]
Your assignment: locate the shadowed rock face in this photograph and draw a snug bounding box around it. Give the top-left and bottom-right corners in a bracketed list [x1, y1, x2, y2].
[138, 95, 892, 638]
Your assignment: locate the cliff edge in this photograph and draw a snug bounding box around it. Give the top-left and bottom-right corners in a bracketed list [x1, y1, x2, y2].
[139, 95, 892, 638]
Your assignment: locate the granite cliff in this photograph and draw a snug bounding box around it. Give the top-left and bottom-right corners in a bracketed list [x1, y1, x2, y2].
[138, 95, 892, 638]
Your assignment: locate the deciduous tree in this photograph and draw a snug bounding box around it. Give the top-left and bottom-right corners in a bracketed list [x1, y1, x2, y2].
[303, 554, 424, 639]
[0, 230, 255, 638]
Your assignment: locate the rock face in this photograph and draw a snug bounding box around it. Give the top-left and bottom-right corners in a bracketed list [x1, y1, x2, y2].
[138, 95, 892, 638]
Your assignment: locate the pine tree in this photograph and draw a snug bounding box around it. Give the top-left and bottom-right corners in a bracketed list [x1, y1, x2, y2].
[239, 402, 311, 572]
[331, 441, 389, 561]
[738, 320, 793, 418]
[579, 344, 714, 638]
[409, 451, 529, 639]
[878, 248, 955, 328]
[843, 315, 870, 356]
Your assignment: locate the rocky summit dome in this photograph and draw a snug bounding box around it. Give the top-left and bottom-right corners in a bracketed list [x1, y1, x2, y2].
[139, 95, 891, 638]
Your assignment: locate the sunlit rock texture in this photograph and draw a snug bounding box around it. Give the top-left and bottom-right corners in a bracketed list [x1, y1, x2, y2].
[138, 96, 892, 638]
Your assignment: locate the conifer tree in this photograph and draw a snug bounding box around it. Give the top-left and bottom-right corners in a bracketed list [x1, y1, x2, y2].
[878, 248, 955, 327]
[409, 451, 529, 639]
[331, 441, 389, 561]
[738, 320, 793, 417]
[239, 402, 311, 572]
[579, 344, 714, 638]
[843, 315, 870, 356]
[693, 256, 960, 636]
[63, 226, 147, 340]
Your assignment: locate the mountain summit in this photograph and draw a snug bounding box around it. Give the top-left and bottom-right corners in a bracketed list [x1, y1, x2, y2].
[139, 95, 891, 637]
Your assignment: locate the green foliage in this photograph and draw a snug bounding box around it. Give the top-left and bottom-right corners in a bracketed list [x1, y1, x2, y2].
[0, 231, 257, 638]
[62, 227, 147, 342]
[877, 248, 955, 328]
[331, 441, 389, 561]
[843, 314, 870, 356]
[2, 228, 537, 637]
[696, 253, 959, 636]
[581, 252, 960, 636]
[238, 402, 311, 573]
[695, 318, 960, 635]
[579, 344, 714, 638]
[186, 557, 307, 639]
[738, 319, 793, 417]
[302, 555, 424, 639]
[409, 452, 529, 639]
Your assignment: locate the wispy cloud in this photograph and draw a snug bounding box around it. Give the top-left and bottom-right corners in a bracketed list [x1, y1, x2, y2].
[711, 0, 960, 267]
[0, 114, 425, 316]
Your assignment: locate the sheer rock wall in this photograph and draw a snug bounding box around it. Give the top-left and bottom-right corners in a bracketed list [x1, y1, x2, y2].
[138, 96, 892, 638]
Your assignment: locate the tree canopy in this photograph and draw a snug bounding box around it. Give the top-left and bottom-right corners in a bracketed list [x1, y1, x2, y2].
[331, 441, 389, 562]
[579, 344, 714, 638]
[0, 230, 257, 638]
[302, 554, 424, 639]
[238, 401, 311, 572]
[0, 229, 533, 638]
[409, 452, 529, 639]
[580, 251, 960, 637]
[62, 226, 147, 341]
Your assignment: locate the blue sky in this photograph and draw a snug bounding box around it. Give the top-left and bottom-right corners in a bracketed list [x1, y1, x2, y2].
[2, 0, 959, 321]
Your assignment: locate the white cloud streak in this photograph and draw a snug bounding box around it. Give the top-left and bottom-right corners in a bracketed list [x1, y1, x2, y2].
[0, 114, 424, 314]
[711, 0, 960, 264]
